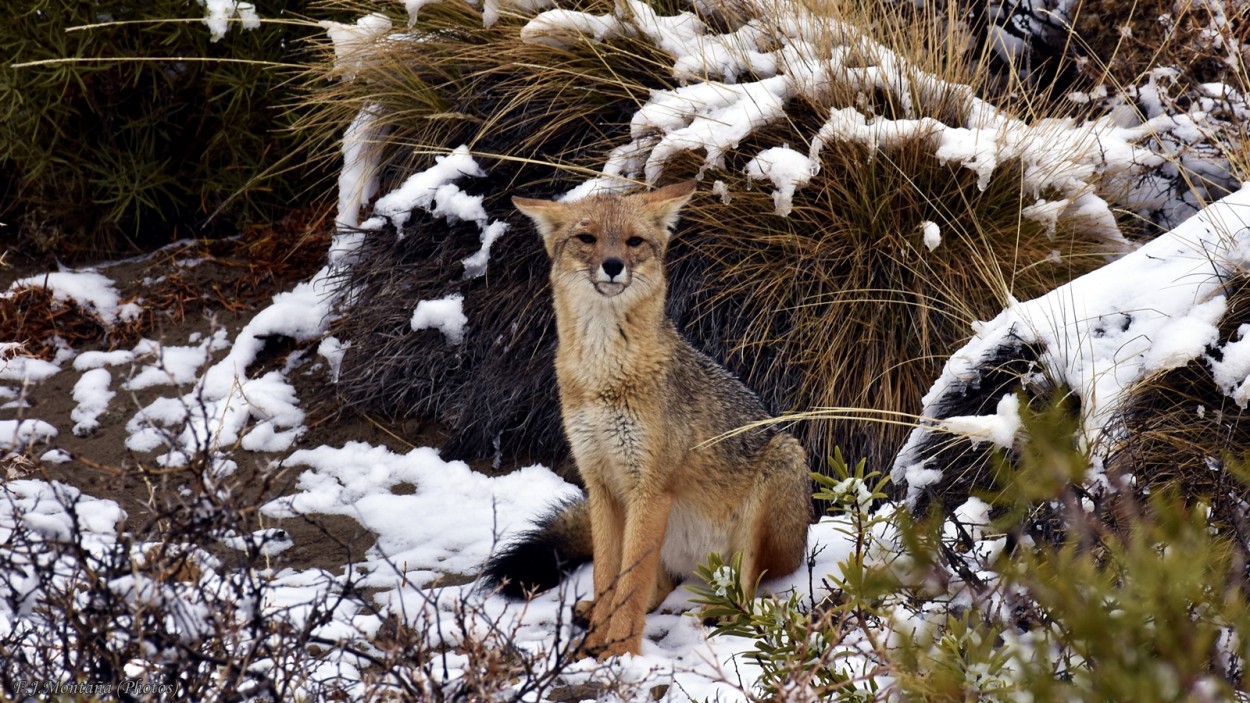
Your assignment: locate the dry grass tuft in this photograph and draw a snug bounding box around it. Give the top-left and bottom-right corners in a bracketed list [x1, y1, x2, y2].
[1107, 274, 1250, 532]
[670, 134, 1111, 467]
[0, 287, 113, 360]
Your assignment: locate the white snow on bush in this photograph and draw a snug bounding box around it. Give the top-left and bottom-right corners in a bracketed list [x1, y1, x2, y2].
[317, 336, 350, 384]
[320, 13, 393, 80]
[745, 147, 815, 216]
[198, 0, 261, 42]
[522, 0, 1201, 240]
[71, 368, 114, 437]
[410, 295, 468, 345]
[5, 271, 140, 325]
[334, 106, 388, 237]
[362, 145, 511, 278]
[369, 146, 486, 230]
[482, 0, 553, 28]
[894, 185, 1250, 505]
[941, 392, 1022, 451]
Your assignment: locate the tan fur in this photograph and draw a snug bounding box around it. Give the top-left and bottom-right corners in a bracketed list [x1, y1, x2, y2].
[513, 181, 811, 659]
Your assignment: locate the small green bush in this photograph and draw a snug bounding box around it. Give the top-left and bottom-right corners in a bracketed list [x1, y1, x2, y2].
[697, 409, 1250, 700]
[1, 0, 325, 259]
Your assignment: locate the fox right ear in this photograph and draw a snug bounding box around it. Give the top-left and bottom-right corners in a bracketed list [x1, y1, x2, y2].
[512, 196, 569, 249]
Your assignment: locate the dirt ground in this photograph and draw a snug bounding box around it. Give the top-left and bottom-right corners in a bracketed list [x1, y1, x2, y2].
[0, 232, 479, 578]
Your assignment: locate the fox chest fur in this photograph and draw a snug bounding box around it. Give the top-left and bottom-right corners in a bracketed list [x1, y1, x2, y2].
[555, 300, 675, 493]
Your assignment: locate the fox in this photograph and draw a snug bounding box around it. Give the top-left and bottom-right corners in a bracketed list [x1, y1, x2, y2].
[484, 180, 812, 659]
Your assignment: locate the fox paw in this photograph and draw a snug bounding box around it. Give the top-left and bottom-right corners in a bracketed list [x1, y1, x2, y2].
[572, 599, 594, 628]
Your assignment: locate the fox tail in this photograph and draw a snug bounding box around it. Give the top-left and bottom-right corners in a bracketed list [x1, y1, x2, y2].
[482, 495, 592, 598]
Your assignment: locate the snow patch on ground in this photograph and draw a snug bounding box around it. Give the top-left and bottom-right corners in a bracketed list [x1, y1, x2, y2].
[6, 271, 140, 325]
[71, 368, 114, 437]
[264, 439, 866, 699]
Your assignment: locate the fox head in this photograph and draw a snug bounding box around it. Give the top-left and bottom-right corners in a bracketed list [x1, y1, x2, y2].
[513, 181, 696, 302]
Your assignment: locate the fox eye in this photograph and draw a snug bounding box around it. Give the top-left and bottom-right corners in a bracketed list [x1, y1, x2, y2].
[626, 236, 645, 247]
[575, 233, 596, 245]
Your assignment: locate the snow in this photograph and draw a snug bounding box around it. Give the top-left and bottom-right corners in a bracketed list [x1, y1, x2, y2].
[895, 184, 1250, 503]
[941, 392, 1022, 451]
[71, 368, 113, 437]
[920, 220, 941, 251]
[73, 350, 135, 371]
[744, 147, 815, 217]
[5, 271, 140, 325]
[317, 336, 350, 384]
[0, 356, 59, 384]
[370, 146, 486, 231]
[123, 338, 212, 390]
[1211, 324, 1250, 408]
[0, 420, 57, 453]
[362, 145, 511, 278]
[410, 295, 468, 345]
[335, 106, 387, 234]
[199, 0, 262, 42]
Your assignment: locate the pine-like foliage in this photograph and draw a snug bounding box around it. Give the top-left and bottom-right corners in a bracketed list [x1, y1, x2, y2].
[1, 0, 326, 259]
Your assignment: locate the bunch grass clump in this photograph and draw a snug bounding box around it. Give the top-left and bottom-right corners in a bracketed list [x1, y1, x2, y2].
[1107, 274, 1250, 532]
[314, 0, 1123, 473]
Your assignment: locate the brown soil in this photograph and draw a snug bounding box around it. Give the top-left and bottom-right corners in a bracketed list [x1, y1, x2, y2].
[0, 225, 517, 579]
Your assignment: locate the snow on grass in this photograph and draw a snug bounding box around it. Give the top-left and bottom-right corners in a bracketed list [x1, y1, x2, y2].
[518, 0, 1197, 240]
[5, 271, 140, 325]
[744, 146, 815, 216]
[940, 392, 1023, 451]
[921, 220, 942, 251]
[894, 184, 1250, 505]
[199, 0, 261, 42]
[360, 145, 511, 279]
[410, 295, 468, 345]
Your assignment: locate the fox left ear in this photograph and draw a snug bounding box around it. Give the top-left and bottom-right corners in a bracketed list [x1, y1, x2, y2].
[639, 180, 696, 233]
[512, 196, 569, 255]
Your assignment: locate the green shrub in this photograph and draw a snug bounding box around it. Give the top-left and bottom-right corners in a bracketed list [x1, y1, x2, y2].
[1, 0, 326, 259]
[697, 407, 1250, 700]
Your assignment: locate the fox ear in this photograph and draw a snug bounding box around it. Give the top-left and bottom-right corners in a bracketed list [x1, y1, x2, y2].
[512, 196, 570, 253]
[638, 180, 696, 233]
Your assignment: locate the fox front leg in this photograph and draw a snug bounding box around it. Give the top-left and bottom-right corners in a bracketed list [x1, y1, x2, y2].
[599, 490, 673, 658]
[580, 483, 625, 655]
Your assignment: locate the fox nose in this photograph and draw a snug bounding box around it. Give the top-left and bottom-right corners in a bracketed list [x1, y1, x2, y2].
[602, 258, 625, 279]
